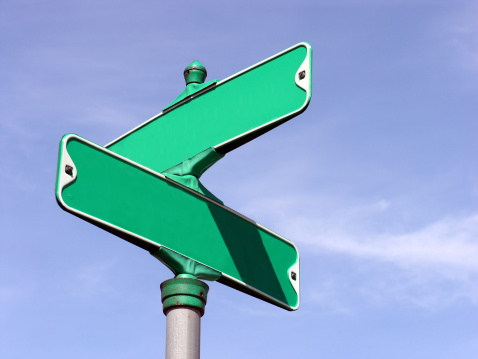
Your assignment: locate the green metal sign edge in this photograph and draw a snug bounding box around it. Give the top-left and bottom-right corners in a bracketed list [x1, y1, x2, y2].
[55, 134, 300, 311]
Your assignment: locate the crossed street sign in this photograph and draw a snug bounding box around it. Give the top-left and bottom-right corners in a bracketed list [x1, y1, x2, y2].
[56, 42, 312, 311]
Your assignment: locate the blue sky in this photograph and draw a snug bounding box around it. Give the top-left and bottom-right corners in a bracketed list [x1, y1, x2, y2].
[1, 1, 477, 358]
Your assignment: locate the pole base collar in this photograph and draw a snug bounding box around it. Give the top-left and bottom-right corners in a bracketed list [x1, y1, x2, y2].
[160, 277, 209, 317]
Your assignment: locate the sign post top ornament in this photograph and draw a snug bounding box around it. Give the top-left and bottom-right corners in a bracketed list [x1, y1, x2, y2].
[56, 42, 312, 311]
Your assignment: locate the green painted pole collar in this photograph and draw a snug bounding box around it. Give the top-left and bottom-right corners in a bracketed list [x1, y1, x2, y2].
[160, 277, 210, 316]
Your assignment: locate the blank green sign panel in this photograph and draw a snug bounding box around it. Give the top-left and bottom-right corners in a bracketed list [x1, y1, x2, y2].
[106, 43, 312, 173]
[56, 135, 300, 310]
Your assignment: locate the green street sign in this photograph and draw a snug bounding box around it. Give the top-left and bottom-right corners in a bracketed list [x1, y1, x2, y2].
[56, 43, 312, 311]
[106, 42, 311, 174]
[56, 135, 300, 310]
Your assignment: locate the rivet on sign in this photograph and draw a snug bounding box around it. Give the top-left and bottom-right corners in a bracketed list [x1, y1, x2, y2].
[298, 71, 306, 80]
[291, 271, 297, 281]
[65, 165, 73, 176]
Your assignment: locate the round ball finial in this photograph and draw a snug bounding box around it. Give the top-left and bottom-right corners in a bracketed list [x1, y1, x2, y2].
[184, 61, 207, 85]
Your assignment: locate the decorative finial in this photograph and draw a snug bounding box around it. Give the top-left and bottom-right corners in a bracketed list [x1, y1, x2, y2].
[184, 61, 207, 85]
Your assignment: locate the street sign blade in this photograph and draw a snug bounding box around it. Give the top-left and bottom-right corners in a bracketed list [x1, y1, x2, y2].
[56, 134, 300, 310]
[105, 42, 312, 174]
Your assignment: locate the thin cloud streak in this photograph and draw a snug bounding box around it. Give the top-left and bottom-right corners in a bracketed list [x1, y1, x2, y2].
[298, 213, 478, 272]
[294, 212, 478, 310]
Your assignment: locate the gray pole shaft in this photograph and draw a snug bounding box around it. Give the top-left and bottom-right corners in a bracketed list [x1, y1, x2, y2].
[165, 306, 201, 359]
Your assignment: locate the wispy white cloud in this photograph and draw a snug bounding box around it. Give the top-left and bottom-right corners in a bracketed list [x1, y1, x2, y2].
[307, 211, 478, 308]
[444, 3, 478, 74]
[311, 215, 477, 276]
[302, 214, 478, 270]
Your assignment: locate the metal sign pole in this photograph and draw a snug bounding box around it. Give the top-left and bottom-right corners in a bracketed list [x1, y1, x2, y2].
[54, 43, 311, 359]
[161, 275, 209, 359]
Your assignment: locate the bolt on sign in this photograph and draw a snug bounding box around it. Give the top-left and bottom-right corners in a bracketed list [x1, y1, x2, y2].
[56, 43, 312, 311]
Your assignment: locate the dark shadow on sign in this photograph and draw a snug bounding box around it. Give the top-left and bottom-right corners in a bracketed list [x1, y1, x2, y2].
[206, 201, 287, 305]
